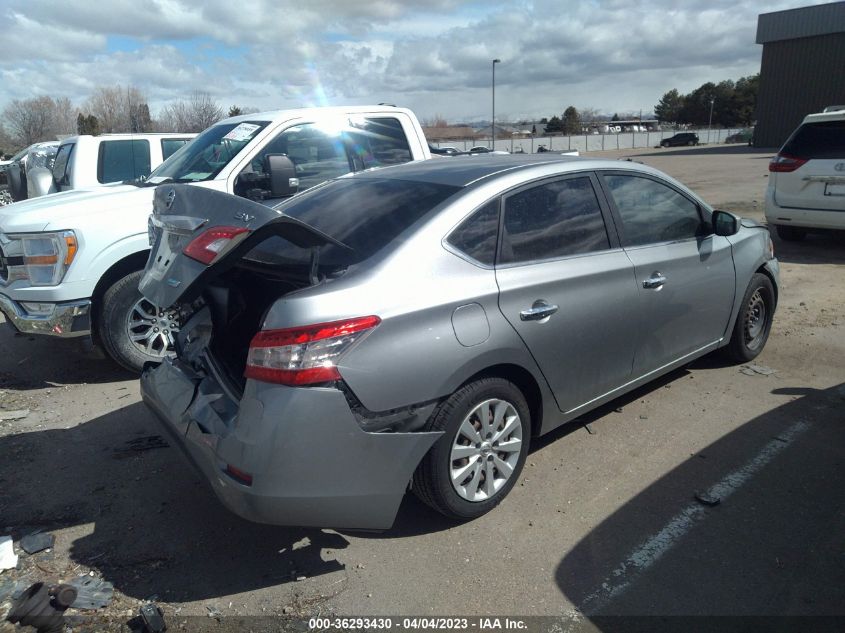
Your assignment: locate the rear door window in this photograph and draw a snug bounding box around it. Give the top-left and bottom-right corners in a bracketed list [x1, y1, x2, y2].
[346, 118, 413, 169]
[97, 139, 151, 183]
[602, 174, 704, 246]
[500, 176, 610, 264]
[781, 121, 845, 159]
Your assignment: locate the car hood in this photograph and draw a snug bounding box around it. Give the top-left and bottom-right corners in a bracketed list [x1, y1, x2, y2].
[0, 185, 152, 233]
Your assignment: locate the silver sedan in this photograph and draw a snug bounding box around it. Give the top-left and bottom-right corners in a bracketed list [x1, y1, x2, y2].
[139, 154, 779, 529]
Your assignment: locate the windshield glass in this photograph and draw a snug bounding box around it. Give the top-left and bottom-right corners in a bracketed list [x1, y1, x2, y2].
[146, 121, 268, 183]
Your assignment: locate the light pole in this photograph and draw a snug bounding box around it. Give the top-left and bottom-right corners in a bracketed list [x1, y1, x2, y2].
[491, 58, 500, 149]
[707, 98, 715, 144]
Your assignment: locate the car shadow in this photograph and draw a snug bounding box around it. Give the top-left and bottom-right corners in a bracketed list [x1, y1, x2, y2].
[769, 228, 845, 265]
[0, 320, 132, 388]
[630, 145, 777, 158]
[554, 383, 845, 618]
[0, 402, 350, 603]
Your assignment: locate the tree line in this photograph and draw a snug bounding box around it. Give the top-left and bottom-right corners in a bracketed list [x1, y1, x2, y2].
[654, 75, 758, 127]
[0, 85, 259, 155]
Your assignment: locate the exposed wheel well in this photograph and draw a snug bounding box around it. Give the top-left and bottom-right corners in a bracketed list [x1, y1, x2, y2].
[462, 364, 544, 437]
[90, 251, 150, 347]
[755, 264, 778, 308]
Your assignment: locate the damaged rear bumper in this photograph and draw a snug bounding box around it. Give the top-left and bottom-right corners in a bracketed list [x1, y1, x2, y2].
[140, 358, 441, 530]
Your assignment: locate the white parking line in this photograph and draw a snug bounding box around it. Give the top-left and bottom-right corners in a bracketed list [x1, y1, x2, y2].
[575, 419, 811, 613]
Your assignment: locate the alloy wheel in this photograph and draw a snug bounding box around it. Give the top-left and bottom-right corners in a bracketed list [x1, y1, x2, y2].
[126, 297, 180, 357]
[449, 398, 523, 502]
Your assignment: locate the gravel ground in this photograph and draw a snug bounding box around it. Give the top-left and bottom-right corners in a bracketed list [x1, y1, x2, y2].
[0, 144, 843, 631]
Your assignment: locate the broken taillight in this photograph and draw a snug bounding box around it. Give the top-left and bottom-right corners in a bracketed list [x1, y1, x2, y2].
[244, 316, 381, 386]
[183, 226, 250, 265]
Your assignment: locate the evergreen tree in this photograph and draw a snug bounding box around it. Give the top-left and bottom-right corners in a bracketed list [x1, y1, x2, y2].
[654, 89, 684, 123]
[562, 106, 580, 135]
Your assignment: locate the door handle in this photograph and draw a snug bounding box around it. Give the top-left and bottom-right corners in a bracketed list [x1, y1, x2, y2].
[519, 302, 559, 321]
[642, 273, 667, 289]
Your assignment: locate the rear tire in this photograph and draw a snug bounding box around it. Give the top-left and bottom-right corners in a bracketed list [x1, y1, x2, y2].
[776, 225, 807, 242]
[98, 270, 177, 372]
[725, 273, 775, 363]
[413, 378, 530, 520]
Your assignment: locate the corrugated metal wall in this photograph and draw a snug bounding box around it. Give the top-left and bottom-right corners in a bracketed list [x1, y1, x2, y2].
[757, 2, 845, 43]
[755, 32, 845, 148]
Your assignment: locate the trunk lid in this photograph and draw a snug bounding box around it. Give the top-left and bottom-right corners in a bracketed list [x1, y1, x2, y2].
[139, 185, 349, 309]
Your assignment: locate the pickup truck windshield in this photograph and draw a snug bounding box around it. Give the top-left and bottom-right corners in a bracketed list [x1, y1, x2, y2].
[146, 121, 268, 184]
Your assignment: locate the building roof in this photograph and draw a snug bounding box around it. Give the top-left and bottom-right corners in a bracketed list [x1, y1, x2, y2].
[756, 2, 845, 44]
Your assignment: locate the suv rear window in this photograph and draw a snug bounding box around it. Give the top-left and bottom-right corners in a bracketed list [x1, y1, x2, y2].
[781, 121, 845, 159]
[246, 178, 460, 268]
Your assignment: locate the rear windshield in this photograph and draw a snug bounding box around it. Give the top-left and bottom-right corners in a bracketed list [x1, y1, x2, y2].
[246, 178, 460, 268]
[781, 121, 845, 159]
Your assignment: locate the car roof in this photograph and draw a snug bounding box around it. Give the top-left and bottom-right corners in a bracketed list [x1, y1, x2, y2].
[59, 133, 196, 144]
[347, 154, 657, 188]
[803, 109, 845, 124]
[220, 105, 414, 125]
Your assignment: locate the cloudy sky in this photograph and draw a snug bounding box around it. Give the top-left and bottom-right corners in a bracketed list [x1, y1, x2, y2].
[0, 0, 822, 123]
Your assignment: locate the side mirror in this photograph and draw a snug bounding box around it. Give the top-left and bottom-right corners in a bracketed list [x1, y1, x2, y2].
[712, 210, 739, 236]
[264, 154, 299, 198]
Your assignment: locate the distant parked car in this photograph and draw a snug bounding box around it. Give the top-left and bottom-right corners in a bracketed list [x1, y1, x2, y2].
[25, 133, 196, 199]
[660, 133, 699, 147]
[726, 129, 754, 144]
[765, 107, 845, 241]
[4, 141, 59, 202]
[429, 145, 460, 156]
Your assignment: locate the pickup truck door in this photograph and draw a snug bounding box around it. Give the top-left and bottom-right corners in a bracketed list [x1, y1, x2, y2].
[232, 117, 415, 204]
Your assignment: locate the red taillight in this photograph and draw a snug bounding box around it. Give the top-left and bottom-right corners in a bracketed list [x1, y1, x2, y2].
[183, 226, 250, 265]
[768, 153, 807, 173]
[244, 316, 381, 386]
[225, 464, 253, 486]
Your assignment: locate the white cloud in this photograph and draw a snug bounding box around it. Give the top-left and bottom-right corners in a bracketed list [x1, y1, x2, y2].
[0, 0, 815, 124]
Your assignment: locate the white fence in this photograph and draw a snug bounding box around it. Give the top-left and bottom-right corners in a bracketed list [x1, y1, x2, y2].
[433, 127, 747, 154]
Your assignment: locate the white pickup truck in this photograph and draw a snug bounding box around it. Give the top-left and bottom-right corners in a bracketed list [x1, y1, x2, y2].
[0, 106, 431, 370]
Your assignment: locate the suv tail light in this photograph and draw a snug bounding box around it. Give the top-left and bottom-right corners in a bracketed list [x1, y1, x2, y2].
[183, 226, 251, 265]
[769, 154, 807, 173]
[245, 316, 381, 386]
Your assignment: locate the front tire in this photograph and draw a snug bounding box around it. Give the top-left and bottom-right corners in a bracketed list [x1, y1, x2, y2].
[98, 270, 178, 372]
[413, 378, 530, 520]
[725, 273, 775, 363]
[776, 225, 807, 242]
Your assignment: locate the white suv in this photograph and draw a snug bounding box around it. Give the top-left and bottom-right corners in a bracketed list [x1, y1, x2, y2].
[765, 107, 845, 241]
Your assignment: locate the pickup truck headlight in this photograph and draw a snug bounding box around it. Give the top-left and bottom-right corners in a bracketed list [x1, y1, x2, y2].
[1, 231, 78, 286]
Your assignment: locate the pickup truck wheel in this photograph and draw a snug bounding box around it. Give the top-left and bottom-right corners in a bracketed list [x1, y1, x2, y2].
[725, 273, 775, 363]
[413, 378, 530, 520]
[98, 270, 177, 372]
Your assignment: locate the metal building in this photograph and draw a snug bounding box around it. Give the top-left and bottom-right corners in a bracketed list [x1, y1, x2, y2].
[755, 2, 845, 148]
